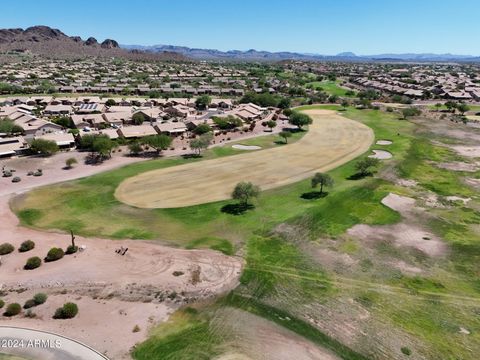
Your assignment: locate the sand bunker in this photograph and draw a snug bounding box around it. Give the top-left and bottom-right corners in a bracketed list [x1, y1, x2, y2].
[376, 140, 392, 145]
[116, 110, 374, 208]
[368, 150, 392, 159]
[232, 144, 262, 150]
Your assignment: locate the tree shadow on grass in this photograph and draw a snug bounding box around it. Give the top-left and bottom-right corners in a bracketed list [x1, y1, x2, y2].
[181, 153, 202, 159]
[347, 172, 373, 180]
[301, 191, 328, 200]
[221, 203, 255, 215]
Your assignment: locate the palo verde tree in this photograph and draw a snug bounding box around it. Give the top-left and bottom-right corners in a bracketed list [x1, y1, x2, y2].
[311, 172, 334, 194]
[190, 133, 213, 156]
[30, 139, 59, 156]
[143, 134, 172, 155]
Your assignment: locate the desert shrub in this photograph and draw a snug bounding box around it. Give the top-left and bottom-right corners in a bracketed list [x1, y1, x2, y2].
[11, 176, 21, 182]
[53, 302, 78, 319]
[4, 303, 21, 317]
[24, 256, 42, 270]
[45, 247, 64, 262]
[23, 299, 36, 309]
[0, 299, 4, 308]
[0, 243, 14, 255]
[25, 309, 36, 318]
[19, 240, 35, 252]
[65, 245, 78, 255]
[33, 171, 43, 177]
[401, 347, 412, 356]
[2, 170, 12, 177]
[33, 293, 47, 305]
[132, 325, 140, 333]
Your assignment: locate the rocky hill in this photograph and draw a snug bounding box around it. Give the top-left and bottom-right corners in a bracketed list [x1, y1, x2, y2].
[0, 26, 184, 61]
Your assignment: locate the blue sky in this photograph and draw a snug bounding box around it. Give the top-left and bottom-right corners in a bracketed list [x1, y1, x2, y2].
[1, 0, 479, 55]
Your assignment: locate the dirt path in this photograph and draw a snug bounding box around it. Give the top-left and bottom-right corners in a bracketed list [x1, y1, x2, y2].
[115, 110, 374, 208]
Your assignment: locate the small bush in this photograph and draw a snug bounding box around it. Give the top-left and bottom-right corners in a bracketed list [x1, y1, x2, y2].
[0, 299, 4, 308]
[33, 171, 43, 177]
[24, 256, 42, 270]
[132, 325, 140, 333]
[4, 303, 21, 317]
[33, 293, 47, 305]
[65, 245, 78, 255]
[23, 299, 36, 309]
[25, 309, 36, 318]
[19, 240, 35, 252]
[401, 347, 412, 356]
[45, 247, 64, 262]
[12, 176, 21, 183]
[53, 302, 78, 319]
[2, 170, 12, 177]
[0, 243, 14, 255]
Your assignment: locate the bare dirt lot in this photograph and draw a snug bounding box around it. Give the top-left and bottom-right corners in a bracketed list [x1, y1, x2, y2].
[0, 193, 242, 359]
[115, 110, 374, 208]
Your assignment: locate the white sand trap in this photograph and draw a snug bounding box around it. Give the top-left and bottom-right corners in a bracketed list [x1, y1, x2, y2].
[232, 144, 262, 150]
[376, 140, 392, 145]
[368, 150, 392, 159]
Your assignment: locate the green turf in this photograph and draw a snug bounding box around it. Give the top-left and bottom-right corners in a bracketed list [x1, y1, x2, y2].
[305, 81, 356, 97]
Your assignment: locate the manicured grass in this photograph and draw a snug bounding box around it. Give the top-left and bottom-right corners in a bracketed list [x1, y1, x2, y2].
[14, 107, 409, 247]
[305, 81, 356, 97]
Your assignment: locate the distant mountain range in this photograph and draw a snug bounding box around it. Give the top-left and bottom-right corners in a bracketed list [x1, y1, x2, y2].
[0, 26, 184, 61]
[123, 44, 480, 62]
[0, 26, 478, 63]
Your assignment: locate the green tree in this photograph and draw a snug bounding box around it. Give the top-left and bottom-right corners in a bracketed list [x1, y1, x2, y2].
[457, 103, 470, 115]
[445, 101, 457, 113]
[143, 134, 172, 155]
[92, 136, 116, 159]
[190, 133, 213, 156]
[212, 116, 243, 130]
[132, 112, 147, 125]
[279, 130, 292, 144]
[105, 99, 116, 107]
[311, 172, 334, 194]
[128, 141, 143, 156]
[192, 123, 212, 135]
[289, 112, 312, 130]
[341, 100, 349, 110]
[401, 107, 421, 119]
[0, 118, 24, 135]
[265, 120, 276, 131]
[434, 103, 442, 111]
[30, 139, 59, 156]
[355, 157, 380, 176]
[195, 95, 212, 110]
[231, 181, 260, 206]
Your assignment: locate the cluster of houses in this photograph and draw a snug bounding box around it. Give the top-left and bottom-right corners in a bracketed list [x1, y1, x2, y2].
[0, 95, 282, 158]
[0, 58, 261, 96]
[287, 61, 480, 102]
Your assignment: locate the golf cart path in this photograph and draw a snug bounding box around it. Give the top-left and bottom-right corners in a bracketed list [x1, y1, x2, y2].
[115, 110, 374, 208]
